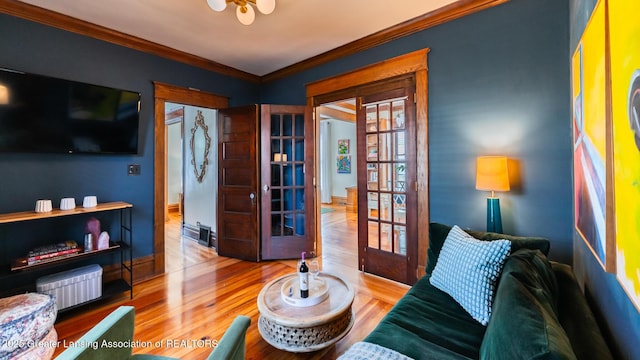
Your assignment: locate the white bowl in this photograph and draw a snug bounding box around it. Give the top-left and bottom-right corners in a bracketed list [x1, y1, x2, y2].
[60, 197, 76, 210]
[83, 196, 97, 208]
[35, 199, 52, 213]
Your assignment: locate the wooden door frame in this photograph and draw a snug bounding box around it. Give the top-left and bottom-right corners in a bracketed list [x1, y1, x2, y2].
[306, 49, 430, 278]
[153, 82, 229, 276]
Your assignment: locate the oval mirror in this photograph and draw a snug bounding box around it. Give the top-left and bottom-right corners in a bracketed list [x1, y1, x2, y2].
[190, 110, 211, 183]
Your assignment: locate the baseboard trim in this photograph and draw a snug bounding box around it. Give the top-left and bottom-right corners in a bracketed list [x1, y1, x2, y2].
[102, 254, 156, 285]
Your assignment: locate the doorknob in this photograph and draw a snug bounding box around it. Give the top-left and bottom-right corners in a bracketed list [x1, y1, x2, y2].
[263, 184, 270, 193]
[250, 192, 256, 205]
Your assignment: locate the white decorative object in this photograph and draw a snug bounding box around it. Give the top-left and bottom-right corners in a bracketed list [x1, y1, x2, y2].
[35, 200, 52, 213]
[83, 196, 97, 208]
[97, 231, 110, 250]
[60, 198, 76, 211]
[280, 275, 329, 307]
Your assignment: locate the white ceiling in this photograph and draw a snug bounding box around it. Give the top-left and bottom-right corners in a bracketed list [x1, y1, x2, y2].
[16, 0, 459, 76]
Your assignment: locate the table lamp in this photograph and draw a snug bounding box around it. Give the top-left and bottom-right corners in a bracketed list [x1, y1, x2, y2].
[476, 156, 510, 233]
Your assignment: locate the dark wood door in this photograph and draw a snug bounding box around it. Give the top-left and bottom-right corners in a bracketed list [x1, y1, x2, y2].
[260, 105, 315, 259]
[357, 80, 418, 284]
[217, 105, 260, 261]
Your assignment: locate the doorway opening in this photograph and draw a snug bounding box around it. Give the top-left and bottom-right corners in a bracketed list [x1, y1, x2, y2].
[153, 82, 228, 276]
[308, 49, 430, 285]
[164, 102, 219, 272]
[317, 99, 359, 271]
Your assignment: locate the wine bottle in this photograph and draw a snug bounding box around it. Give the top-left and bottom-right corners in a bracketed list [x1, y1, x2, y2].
[299, 251, 309, 298]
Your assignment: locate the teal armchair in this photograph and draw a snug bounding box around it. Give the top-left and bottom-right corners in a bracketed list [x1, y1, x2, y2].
[56, 306, 251, 360]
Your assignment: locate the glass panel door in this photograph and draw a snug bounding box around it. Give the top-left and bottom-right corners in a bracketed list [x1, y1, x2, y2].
[357, 78, 416, 285]
[270, 113, 305, 237]
[365, 98, 408, 256]
[261, 105, 314, 260]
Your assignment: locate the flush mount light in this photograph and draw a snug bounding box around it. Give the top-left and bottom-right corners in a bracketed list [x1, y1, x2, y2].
[207, 0, 276, 25]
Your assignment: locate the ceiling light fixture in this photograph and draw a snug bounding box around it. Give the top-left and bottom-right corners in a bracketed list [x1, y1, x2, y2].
[207, 0, 276, 26]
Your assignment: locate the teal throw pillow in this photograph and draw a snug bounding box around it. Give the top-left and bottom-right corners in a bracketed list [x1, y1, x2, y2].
[429, 225, 511, 326]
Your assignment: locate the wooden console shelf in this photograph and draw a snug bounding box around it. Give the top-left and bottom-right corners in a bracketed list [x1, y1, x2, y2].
[0, 201, 134, 304]
[0, 201, 132, 224]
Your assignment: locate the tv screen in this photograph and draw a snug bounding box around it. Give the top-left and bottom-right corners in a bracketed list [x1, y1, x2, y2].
[0, 68, 140, 154]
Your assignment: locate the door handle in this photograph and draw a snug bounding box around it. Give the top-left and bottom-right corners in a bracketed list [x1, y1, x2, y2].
[250, 192, 256, 205]
[263, 184, 270, 193]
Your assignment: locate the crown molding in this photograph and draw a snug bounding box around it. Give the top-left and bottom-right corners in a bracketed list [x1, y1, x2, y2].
[0, 0, 260, 83]
[0, 0, 508, 85]
[261, 0, 509, 83]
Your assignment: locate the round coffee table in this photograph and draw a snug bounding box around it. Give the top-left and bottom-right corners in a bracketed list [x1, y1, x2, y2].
[257, 272, 355, 353]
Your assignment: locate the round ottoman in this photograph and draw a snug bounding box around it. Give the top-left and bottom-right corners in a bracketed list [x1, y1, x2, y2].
[0, 293, 57, 359]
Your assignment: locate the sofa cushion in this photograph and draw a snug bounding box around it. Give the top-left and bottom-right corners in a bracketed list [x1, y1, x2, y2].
[480, 249, 577, 360]
[427, 223, 551, 276]
[0, 293, 57, 359]
[551, 263, 614, 360]
[430, 225, 510, 325]
[364, 276, 486, 359]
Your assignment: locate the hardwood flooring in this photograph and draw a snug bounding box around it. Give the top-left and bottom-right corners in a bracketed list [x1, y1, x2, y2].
[53, 205, 409, 359]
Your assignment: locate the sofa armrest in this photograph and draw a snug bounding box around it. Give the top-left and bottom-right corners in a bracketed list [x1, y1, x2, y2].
[206, 316, 251, 360]
[55, 306, 136, 360]
[552, 263, 613, 360]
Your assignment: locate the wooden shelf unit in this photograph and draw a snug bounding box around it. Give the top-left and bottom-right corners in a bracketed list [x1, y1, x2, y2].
[0, 201, 132, 224]
[0, 201, 134, 306]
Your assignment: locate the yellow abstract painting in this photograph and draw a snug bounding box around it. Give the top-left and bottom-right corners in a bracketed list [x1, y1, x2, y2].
[573, 0, 608, 269]
[610, 0, 640, 311]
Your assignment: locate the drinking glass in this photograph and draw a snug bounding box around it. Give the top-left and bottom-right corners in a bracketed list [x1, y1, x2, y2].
[309, 260, 320, 279]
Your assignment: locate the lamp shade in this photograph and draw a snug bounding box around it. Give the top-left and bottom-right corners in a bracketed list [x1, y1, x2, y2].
[207, 0, 227, 12]
[236, 4, 255, 25]
[0, 85, 8, 105]
[256, 0, 276, 14]
[476, 156, 510, 192]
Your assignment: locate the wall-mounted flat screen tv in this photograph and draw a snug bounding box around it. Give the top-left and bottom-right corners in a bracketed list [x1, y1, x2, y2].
[0, 68, 140, 154]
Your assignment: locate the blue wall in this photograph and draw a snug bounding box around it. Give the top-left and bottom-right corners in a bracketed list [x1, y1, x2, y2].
[262, 0, 574, 263]
[569, 0, 640, 358]
[0, 14, 258, 265]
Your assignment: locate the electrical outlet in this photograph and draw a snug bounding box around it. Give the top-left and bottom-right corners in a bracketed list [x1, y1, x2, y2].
[128, 164, 141, 175]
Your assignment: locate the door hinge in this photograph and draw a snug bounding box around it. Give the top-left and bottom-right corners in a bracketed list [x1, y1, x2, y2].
[414, 182, 418, 192]
[414, 92, 417, 104]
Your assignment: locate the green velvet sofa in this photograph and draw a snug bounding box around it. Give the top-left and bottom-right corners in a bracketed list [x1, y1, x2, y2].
[342, 223, 613, 360]
[55, 306, 250, 360]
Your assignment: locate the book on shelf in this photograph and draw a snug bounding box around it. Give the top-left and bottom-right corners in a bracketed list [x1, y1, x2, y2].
[28, 240, 78, 257]
[27, 248, 81, 265]
[26, 240, 80, 264]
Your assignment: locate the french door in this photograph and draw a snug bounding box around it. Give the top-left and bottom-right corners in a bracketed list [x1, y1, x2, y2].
[217, 104, 314, 261]
[217, 105, 260, 261]
[260, 105, 315, 259]
[357, 79, 417, 285]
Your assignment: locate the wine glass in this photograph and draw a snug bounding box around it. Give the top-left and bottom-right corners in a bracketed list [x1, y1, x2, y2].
[309, 260, 320, 280]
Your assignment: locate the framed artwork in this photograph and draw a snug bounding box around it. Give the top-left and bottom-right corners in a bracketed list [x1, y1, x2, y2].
[337, 155, 351, 174]
[609, 0, 640, 311]
[572, 0, 610, 271]
[338, 139, 350, 154]
[573, 0, 640, 310]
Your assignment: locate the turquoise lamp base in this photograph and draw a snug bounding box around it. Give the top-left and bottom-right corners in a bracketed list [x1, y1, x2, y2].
[486, 197, 503, 233]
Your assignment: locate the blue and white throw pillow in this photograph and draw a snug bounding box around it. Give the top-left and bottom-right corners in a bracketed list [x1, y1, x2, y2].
[429, 225, 511, 326]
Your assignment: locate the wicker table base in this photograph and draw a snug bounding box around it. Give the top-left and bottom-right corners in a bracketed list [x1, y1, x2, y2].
[257, 272, 355, 353]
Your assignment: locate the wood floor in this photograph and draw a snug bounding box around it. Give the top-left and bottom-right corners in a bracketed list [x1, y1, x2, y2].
[53, 204, 409, 359]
